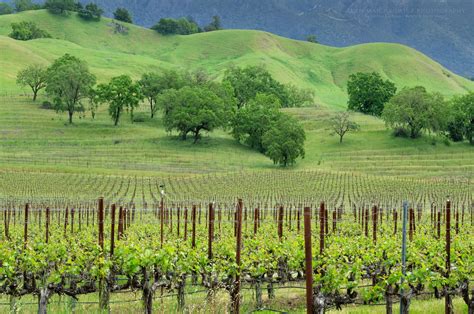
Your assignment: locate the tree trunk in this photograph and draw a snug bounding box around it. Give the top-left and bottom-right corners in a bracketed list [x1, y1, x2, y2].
[400, 294, 410, 314]
[10, 295, 18, 314]
[114, 115, 120, 126]
[68, 111, 73, 124]
[141, 268, 153, 314]
[99, 278, 110, 313]
[267, 281, 275, 300]
[177, 275, 186, 311]
[385, 286, 393, 314]
[339, 134, 343, 143]
[33, 90, 38, 101]
[255, 280, 263, 309]
[38, 287, 51, 314]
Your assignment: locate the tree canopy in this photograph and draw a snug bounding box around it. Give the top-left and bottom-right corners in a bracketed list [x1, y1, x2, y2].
[0, 2, 13, 15]
[46, 54, 96, 124]
[152, 17, 199, 35]
[231, 93, 282, 152]
[78, 3, 103, 21]
[159, 86, 229, 143]
[224, 66, 287, 108]
[113, 7, 132, 23]
[446, 92, 474, 144]
[96, 75, 142, 126]
[204, 15, 222, 32]
[9, 21, 50, 40]
[262, 115, 306, 167]
[330, 111, 360, 143]
[44, 0, 75, 15]
[16, 64, 48, 101]
[347, 72, 396, 116]
[382, 86, 447, 138]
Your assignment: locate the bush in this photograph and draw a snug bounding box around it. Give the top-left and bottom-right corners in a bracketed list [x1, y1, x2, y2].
[393, 127, 409, 138]
[41, 101, 54, 109]
[151, 17, 199, 35]
[78, 3, 103, 21]
[132, 116, 145, 123]
[9, 21, 51, 41]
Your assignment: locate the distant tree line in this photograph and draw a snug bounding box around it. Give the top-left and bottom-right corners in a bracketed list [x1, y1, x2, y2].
[151, 15, 223, 35]
[1, 0, 225, 36]
[346, 71, 473, 144]
[16, 56, 311, 166]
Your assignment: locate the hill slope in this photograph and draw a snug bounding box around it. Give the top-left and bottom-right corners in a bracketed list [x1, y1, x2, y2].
[0, 10, 472, 108]
[36, 0, 474, 78]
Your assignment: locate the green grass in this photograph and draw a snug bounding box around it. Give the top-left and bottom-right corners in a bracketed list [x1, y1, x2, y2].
[0, 10, 472, 179]
[0, 10, 473, 109]
[0, 96, 472, 179]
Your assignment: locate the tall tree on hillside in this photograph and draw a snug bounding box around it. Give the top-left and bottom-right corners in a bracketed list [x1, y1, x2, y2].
[13, 0, 37, 12]
[138, 70, 187, 118]
[231, 93, 282, 152]
[330, 111, 360, 143]
[96, 75, 142, 126]
[113, 7, 132, 23]
[78, 3, 103, 21]
[306, 34, 318, 43]
[223, 65, 288, 108]
[45, 0, 75, 14]
[160, 86, 229, 142]
[447, 92, 474, 144]
[347, 72, 396, 116]
[262, 115, 306, 167]
[46, 54, 96, 124]
[16, 64, 48, 101]
[0, 2, 14, 15]
[382, 86, 447, 138]
[204, 15, 222, 32]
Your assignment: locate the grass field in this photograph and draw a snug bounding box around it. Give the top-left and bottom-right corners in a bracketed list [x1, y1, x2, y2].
[0, 95, 472, 179]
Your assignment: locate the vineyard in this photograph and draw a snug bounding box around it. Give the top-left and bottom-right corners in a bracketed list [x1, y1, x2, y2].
[0, 170, 472, 313]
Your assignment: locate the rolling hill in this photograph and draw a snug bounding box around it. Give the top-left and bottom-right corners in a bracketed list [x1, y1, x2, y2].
[0, 10, 473, 108]
[22, 0, 473, 78]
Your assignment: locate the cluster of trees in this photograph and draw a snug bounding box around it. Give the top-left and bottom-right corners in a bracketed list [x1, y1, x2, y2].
[347, 72, 473, 144]
[17, 57, 310, 166]
[0, 0, 41, 15]
[0, 0, 131, 24]
[151, 15, 222, 36]
[9, 21, 50, 40]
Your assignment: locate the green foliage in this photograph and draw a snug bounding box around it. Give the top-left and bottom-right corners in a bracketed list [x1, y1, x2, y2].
[151, 17, 199, 35]
[45, 0, 75, 15]
[96, 75, 142, 126]
[262, 115, 306, 166]
[306, 34, 318, 43]
[160, 86, 229, 143]
[382, 86, 447, 138]
[78, 3, 103, 21]
[45, 54, 96, 124]
[447, 92, 474, 144]
[224, 66, 287, 108]
[204, 15, 222, 32]
[13, 0, 39, 12]
[138, 70, 187, 118]
[285, 85, 314, 107]
[0, 2, 14, 15]
[231, 93, 282, 152]
[9, 21, 50, 40]
[347, 72, 397, 116]
[113, 7, 132, 24]
[330, 111, 360, 143]
[16, 64, 48, 101]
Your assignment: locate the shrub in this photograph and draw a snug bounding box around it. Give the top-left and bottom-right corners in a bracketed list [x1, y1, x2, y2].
[9, 21, 51, 40]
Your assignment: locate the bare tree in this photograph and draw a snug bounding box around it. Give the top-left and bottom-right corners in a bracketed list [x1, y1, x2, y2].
[330, 112, 360, 143]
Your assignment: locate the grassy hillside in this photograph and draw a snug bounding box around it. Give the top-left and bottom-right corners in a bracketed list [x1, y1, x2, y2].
[0, 10, 472, 180]
[0, 10, 472, 108]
